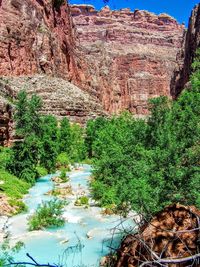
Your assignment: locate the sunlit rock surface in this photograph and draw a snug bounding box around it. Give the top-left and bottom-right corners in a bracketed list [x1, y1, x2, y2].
[0, 1, 200, 144]
[0, 75, 106, 124]
[71, 5, 185, 115]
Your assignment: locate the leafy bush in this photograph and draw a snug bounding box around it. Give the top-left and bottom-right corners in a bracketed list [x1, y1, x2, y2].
[19, 167, 37, 184]
[36, 166, 48, 177]
[59, 169, 69, 183]
[75, 196, 89, 206]
[0, 147, 12, 170]
[28, 199, 67, 230]
[57, 152, 70, 168]
[0, 169, 30, 213]
[90, 53, 200, 218]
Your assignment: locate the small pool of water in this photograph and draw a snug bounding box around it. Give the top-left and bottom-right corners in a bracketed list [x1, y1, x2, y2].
[7, 165, 134, 266]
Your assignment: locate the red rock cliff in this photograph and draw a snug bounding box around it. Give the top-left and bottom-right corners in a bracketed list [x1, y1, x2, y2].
[178, 4, 200, 96]
[0, 0, 78, 80]
[71, 5, 185, 115]
[0, 1, 200, 120]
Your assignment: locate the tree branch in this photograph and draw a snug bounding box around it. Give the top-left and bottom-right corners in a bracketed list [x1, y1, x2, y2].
[7, 253, 61, 267]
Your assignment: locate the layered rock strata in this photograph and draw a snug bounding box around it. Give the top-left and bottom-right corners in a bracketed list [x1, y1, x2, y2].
[0, 1, 200, 145]
[180, 4, 200, 95]
[0, 0, 77, 80]
[0, 75, 106, 124]
[71, 5, 185, 115]
[0, 95, 12, 146]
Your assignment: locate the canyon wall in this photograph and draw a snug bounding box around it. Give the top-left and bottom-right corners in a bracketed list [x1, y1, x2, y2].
[71, 5, 186, 115]
[0, 96, 12, 146]
[0, 0, 79, 80]
[0, 1, 200, 145]
[0, 75, 106, 124]
[0, 0, 105, 144]
[179, 4, 200, 96]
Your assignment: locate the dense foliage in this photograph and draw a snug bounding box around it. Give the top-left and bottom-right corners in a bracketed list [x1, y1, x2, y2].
[7, 91, 86, 184]
[0, 147, 30, 213]
[28, 199, 66, 230]
[88, 52, 200, 217]
[0, 241, 24, 267]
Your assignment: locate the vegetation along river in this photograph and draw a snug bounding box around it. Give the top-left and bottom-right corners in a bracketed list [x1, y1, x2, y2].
[6, 165, 134, 266]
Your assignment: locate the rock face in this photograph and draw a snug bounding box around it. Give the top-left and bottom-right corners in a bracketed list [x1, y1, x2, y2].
[0, 75, 106, 124]
[115, 204, 200, 267]
[0, 95, 12, 146]
[71, 5, 185, 115]
[0, 1, 200, 144]
[178, 4, 200, 96]
[0, 0, 77, 80]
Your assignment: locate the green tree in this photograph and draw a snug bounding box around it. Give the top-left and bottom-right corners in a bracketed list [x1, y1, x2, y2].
[10, 135, 41, 183]
[14, 91, 42, 137]
[58, 117, 71, 154]
[70, 124, 86, 162]
[9, 91, 43, 183]
[40, 115, 59, 173]
[90, 52, 200, 217]
[85, 117, 107, 158]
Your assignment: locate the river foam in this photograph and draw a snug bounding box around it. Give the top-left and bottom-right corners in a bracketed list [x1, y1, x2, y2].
[4, 165, 134, 266]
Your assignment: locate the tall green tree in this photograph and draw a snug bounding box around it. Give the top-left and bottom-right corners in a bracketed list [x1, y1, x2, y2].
[14, 91, 42, 137]
[58, 117, 71, 154]
[85, 117, 107, 158]
[90, 50, 200, 216]
[40, 115, 59, 172]
[70, 124, 86, 162]
[10, 91, 42, 183]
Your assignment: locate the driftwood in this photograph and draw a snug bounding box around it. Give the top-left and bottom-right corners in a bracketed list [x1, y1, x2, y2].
[115, 204, 200, 267]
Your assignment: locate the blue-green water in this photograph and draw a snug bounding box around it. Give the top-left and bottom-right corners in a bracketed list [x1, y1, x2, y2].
[7, 165, 134, 266]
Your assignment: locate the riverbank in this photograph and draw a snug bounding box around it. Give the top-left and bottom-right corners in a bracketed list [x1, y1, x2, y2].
[0, 169, 30, 216]
[0, 216, 9, 243]
[2, 165, 135, 266]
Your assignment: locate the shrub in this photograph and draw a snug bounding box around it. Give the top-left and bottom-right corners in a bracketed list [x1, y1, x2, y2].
[59, 169, 69, 183]
[56, 153, 70, 169]
[0, 147, 12, 170]
[28, 199, 67, 230]
[0, 169, 30, 214]
[36, 166, 48, 177]
[75, 196, 89, 206]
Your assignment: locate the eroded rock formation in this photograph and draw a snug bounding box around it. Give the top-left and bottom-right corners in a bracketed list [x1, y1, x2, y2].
[0, 0, 77, 80]
[0, 75, 106, 124]
[179, 4, 200, 96]
[71, 5, 186, 115]
[0, 1, 200, 145]
[115, 204, 200, 267]
[0, 95, 12, 146]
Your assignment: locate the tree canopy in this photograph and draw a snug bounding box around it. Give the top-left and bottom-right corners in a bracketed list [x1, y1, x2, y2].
[88, 50, 200, 217]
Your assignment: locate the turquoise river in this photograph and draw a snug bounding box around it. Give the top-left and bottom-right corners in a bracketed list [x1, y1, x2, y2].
[6, 165, 134, 266]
